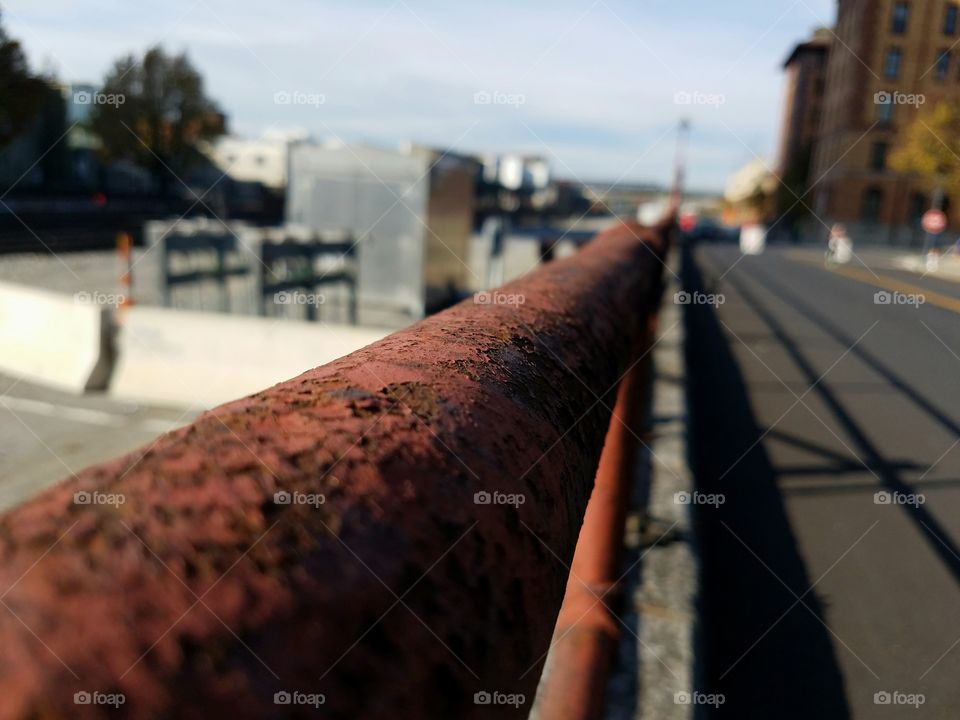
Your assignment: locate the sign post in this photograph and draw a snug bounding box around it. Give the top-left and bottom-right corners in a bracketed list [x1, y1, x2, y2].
[922, 209, 947, 261]
[922, 209, 947, 235]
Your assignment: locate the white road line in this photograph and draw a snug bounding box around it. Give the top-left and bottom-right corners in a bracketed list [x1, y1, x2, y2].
[0, 396, 185, 435]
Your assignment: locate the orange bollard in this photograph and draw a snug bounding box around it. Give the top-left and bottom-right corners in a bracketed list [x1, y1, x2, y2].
[116, 231, 134, 314]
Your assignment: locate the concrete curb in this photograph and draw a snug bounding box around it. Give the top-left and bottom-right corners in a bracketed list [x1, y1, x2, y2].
[605, 258, 700, 720]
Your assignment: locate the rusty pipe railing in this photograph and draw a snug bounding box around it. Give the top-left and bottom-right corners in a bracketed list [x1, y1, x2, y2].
[0, 218, 670, 720]
[534, 320, 658, 720]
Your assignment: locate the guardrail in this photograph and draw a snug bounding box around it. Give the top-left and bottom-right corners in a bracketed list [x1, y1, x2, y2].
[0, 216, 671, 720]
[162, 232, 251, 311]
[258, 237, 357, 323]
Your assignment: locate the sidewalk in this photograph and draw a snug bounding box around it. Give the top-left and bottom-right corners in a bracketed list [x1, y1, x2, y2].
[792, 245, 960, 283]
[605, 259, 700, 720]
[889, 251, 960, 281]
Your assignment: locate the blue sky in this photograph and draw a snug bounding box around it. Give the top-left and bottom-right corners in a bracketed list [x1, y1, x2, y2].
[4, 0, 835, 191]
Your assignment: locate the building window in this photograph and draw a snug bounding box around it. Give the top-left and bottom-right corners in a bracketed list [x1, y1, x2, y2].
[862, 188, 884, 222]
[947, 4, 958, 34]
[870, 142, 889, 170]
[884, 48, 903, 79]
[876, 95, 894, 124]
[893, 2, 909, 33]
[936, 49, 952, 79]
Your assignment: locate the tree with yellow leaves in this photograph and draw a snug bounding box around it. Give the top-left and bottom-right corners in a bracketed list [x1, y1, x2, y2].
[889, 100, 960, 214]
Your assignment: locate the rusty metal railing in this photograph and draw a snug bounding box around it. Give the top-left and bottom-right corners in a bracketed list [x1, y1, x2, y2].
[0, 216, 671, 720]
[534, 320, 658, 720]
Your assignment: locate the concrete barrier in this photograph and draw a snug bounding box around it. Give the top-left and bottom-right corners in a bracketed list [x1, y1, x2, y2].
[110, 306, 390, 408]
[0, 281, 112, 393]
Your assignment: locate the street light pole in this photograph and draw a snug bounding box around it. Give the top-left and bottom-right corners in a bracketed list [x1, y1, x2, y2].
[672, 119, 691, 206]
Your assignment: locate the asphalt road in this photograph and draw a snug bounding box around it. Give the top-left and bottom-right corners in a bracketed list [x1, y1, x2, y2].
[684, 242, 960, 719]
[0, 373, 195, 513]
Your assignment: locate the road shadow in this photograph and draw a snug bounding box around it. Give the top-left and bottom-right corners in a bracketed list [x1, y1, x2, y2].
[743, 265, 960, 583]
[682, 243, 851, 719]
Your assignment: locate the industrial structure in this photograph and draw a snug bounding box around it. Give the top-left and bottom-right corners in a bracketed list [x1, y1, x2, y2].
[286, 141, 478, 322]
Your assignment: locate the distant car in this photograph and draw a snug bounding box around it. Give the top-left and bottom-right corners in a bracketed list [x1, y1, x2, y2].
[688, 219, 719, 242]
[686, 219, 738, 244]
[686, 218, 739, 243]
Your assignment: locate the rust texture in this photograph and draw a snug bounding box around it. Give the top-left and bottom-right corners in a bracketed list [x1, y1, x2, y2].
[0, 219, 668, 720]
[535, 322, 656, 720]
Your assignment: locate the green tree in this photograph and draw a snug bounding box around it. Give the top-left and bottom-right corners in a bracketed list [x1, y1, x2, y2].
[0, 11, 48, 148]
[90, 46, 225, 194]
[890, 100, 960, 210]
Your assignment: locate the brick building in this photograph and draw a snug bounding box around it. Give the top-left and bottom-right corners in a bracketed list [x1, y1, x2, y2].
[802, 0, 960, 244]
[777, 28, 832, 237]
[778, 29, 831, 181]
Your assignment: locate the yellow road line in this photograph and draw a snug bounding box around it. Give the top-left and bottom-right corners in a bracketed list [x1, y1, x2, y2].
[786, 251, 960, 315]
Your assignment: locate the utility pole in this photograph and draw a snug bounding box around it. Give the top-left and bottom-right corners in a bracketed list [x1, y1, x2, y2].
[672, 119, 691, 207]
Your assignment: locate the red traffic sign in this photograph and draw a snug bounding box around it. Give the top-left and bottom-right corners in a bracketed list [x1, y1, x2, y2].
[922, 209, 948, 235]
[679, 213, 697, 232]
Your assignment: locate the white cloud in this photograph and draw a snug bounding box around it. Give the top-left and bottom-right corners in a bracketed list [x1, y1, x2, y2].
[4, 0, 837, 190]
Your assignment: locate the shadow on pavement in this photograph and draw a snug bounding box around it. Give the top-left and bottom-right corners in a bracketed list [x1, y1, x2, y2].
[682, 243, 851, 719]
[743, 265, 960, 583]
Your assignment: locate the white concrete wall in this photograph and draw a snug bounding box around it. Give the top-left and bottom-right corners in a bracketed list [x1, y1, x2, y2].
[110, 306, 390, 409]
[0, 281, 110, 393]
